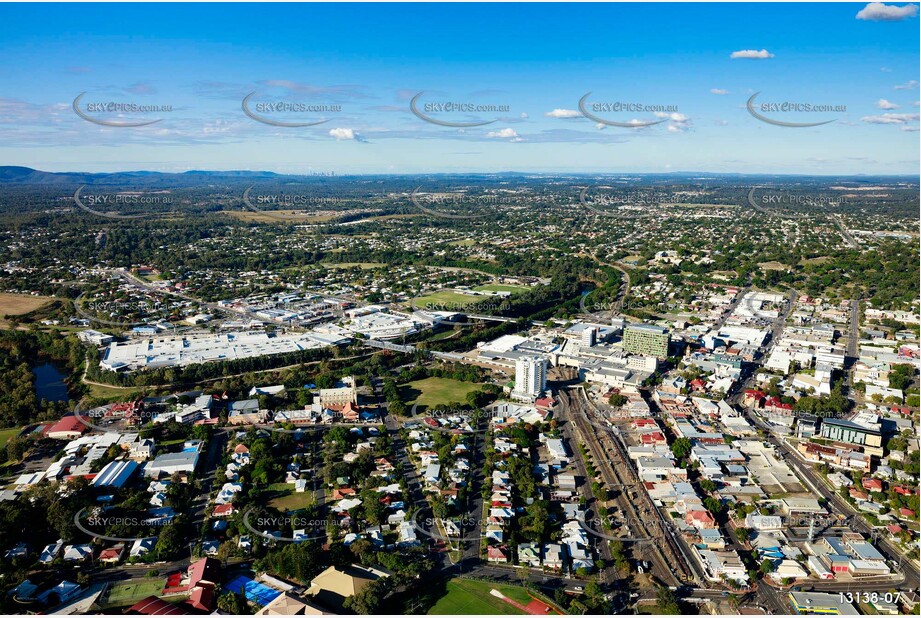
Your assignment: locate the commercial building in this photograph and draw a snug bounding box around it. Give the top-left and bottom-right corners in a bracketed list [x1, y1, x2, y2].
[622, 323, 670, 357]
[820, 417, 884, 458]
[92, 460, 140, 488]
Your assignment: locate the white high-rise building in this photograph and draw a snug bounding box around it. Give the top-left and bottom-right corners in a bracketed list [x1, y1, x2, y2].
[514, 356, 547, 398]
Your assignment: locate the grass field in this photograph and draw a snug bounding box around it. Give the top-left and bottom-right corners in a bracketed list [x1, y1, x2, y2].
[224, 210, 337, 223]
[321, 262, 387, 270]
[0, 427, 22, 448]
[758, 261, 790, 271]
[101, 578, 167, 608]
[399, 377, 482, 411]
[473, 284, 529, 293]
[448, 239, 476, 247]
[86, 383, 144, 399]
[428, 579, 534, 615]
[0, 293, 54, 328]
[411, 290, 484, 310]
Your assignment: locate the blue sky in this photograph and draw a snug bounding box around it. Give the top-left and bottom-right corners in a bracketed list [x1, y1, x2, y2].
[0, 2, 918, 174]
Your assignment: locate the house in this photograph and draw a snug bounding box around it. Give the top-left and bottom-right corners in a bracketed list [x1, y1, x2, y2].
[62, 544, 94, 562]
[487, 545, 510, 563]
[256, 591, 333, 616]
[40, 541, 63, 564]
[543, 543, 564, 571]
[201, 540, 220, 556]
[685, 510, 716, 529]
[131, 537, 157, 558]
[99, 544, 125, 564]
[518, 542, 541, 567]
[305, 564, 389, 613]
[212, 504, 235, 518]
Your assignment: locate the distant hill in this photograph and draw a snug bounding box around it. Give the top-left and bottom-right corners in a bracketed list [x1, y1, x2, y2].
[0, 166, 284, 185]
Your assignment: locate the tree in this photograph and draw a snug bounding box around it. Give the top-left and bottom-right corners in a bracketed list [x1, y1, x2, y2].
[656, 586, 681, 614]
[217, 591, 249, 614]
[343, 579, 387, 614]
[671, 437, 692, 460]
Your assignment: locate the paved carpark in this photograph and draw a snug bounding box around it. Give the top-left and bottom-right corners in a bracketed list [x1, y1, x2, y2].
[739, 444, 804, 494]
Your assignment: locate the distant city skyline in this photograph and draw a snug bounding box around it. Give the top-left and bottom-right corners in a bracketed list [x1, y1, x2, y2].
[0, 2, 918, 175]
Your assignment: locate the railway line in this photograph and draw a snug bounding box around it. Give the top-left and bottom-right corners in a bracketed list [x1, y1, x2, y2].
[560, 388, 689, 587]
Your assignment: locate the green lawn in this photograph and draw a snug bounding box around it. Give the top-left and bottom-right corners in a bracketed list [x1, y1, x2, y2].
[0, 427, 22, 448]
[473, 284, 528, 293]
[428, 579, 536, 615]
[399, 377, 482, 411]
[320, 262, 386, 270]
[412, 290, 485, 310]
[101, 578, 167, 609]
[264, 483, 315, 511]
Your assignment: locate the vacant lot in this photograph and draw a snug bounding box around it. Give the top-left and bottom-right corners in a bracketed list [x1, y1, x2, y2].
[265, 483, 314, 511]
[399, 377, 482, 411]
[0, 293, 53, 327]
[428, 579, 536, 615]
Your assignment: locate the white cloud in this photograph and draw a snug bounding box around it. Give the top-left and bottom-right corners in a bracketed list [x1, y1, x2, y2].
[329, 127, 356, 140]
[860, 112, 920, 124]
[544, 108, 583, 119]
[901, 125, 920, 131]
[710, 88, 730, 95]
[666, 125, 683, 133]
[880, 66, 892, 72]
[856, 2, 919, 20]
[894, 80, 919, 90]
[913, 101, 921, 107]
[520, 112, 529, 119]
[654, 112, 690, 123]
[877, 98, 900, 109]
[730, 49, 774, 60]
[486, 128, 519, 139]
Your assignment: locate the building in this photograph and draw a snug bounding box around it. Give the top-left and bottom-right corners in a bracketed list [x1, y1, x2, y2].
[514, 356, 547, 399]
[144, 449, 200, 478]
[256, 591, 333, 615]
[305, 564, 389, 613]
[92, 460, 140, 488]
[622, 323, 670, 358]
[787, 592, 858, 615]
[318, 385, 358, 408]
[820, 417, 884, 458]
[46, 416, 88, 440]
